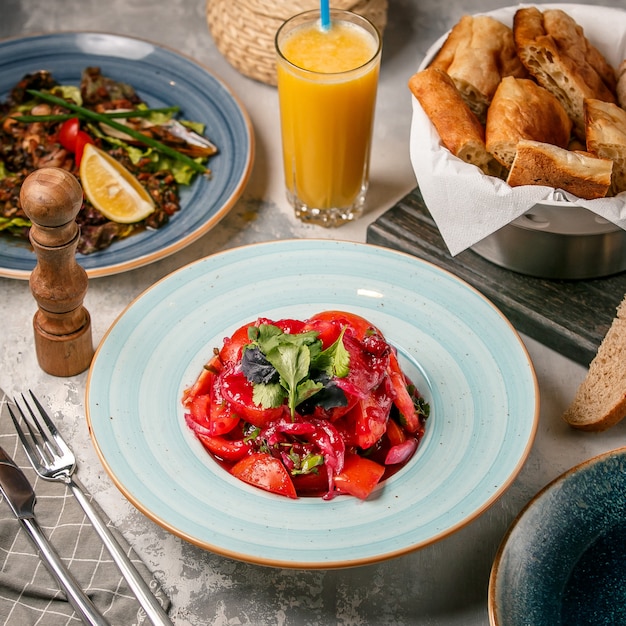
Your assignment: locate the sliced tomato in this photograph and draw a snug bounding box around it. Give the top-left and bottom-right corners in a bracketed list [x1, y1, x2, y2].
[187, 389, 239, 436]
[308, 310, 380, 341]
[333, 454, 385, 500]
[182, 354, 222, 406]
[262, 317, 308, 335]
[74, 130, 94, 166]
[387, 351, 421, 434]
[195, 432, 252, 462]
[337, 383, 393, 449]
[385, 418, 407, 447]
[58, 117, 80, 151]
[231, 452, 297, 498]
[291, 465, 329, 497]
[220, 367, 285, 427]
[219, 322, 255, 364]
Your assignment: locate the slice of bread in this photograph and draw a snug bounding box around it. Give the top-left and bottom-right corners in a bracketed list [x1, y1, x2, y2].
[513, 7, 617, 140]
[429, 14, 527, 124]
[486, 76, 572, 169]
[585, 98, 626, 195]
[408, 67, 505, 177]
[563, 295, 626, 431]
[507, 139, 613, 199]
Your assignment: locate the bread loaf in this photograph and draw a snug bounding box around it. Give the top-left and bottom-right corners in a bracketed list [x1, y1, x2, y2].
[408, 67, 504, 177]
[618, 60, 626, 109]
[585, 98, 626, 195]
[486, 76, 572, 169]
[507, 139, 613, 199]
[563, 294, 626, 431]
[513, 7, 617, 140]
[429, 14, 527, 124]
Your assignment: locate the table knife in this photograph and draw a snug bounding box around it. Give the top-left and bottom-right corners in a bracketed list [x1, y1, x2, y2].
[0, 445, 109, 625]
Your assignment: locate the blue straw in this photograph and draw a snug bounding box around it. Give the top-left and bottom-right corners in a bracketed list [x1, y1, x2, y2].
[320, 0, 330, 31]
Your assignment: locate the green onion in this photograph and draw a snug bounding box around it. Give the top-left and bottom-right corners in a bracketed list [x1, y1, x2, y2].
[13, 105, 180, 124]
[26, 89, 208, 174]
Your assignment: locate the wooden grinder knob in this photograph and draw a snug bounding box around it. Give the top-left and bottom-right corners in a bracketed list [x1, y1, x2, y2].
[20, 167, 94, 377]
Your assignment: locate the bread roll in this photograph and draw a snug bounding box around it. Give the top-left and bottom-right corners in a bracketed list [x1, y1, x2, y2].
[617, 59, 626, 110]
[486, 76, 572, 169]
[585, 98, 626, 195]
[513, 7, 617, 140]
[429, 14, 527, 123]
[507, 139, 613, 199]
[563, 294, 626, 431]
[408, 67, 504, 177]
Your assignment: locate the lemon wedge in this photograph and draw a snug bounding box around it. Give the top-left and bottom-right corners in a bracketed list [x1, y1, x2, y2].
[80, 143, 155, 224]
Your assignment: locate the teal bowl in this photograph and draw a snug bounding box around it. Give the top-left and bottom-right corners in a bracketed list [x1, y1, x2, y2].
[489, 447, 626, 625]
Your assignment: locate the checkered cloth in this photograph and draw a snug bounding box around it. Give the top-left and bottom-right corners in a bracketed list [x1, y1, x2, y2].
[0, 424, 170, 625]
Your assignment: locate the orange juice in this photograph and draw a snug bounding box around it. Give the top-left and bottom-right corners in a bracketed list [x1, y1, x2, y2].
[276, 10, 381, 226]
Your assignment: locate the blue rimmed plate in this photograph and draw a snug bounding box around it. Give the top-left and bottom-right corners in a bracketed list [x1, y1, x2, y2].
[0, 32, 253, 279]
[86, 240, 539, 568]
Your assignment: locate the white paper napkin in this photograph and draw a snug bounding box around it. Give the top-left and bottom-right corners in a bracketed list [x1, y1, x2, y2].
[409, 3, 626, 256]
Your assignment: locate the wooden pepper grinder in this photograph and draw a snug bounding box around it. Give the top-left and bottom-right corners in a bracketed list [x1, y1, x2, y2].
[20, 167, 94, 377]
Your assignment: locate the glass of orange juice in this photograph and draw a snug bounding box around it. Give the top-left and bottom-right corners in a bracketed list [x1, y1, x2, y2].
[275, 9, 382, 227]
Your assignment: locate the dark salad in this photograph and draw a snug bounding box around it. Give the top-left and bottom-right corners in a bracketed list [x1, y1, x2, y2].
[0, 67, 216, 254]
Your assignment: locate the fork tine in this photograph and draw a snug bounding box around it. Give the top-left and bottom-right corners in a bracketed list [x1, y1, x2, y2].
[26, 391, 73, 457]
[6, 399, 48, 468]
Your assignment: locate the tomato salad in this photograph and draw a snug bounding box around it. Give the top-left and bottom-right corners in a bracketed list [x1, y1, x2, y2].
[182, 311, 430, 500]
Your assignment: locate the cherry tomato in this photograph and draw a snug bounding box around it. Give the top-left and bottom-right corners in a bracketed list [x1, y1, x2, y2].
[58, 117, 80, 151]
[231, 452, 297, 498]
[220, 367, 285, 427]
[333, 454, 385, 500]
[74, 130, 94, 166]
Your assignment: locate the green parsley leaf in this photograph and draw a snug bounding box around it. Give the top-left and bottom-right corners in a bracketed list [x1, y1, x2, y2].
[252, 381, 285, 409]
[245, 322, 351, 419]
[312, 328, 350, 378]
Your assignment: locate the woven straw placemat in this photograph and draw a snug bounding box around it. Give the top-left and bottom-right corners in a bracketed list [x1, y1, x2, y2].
[206, 0, 388, 85]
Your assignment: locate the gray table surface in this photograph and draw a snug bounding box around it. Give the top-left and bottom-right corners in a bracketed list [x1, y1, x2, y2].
[2, 1, 626, 624]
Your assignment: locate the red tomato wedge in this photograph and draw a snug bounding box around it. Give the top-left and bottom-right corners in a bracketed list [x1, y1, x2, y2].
[308, 310, 380, 341]
[74, 130, 94, 166]
[333, 454, 385, 500]
[220, 368, 286, 427]
[231, 453, 297, 498]
[195, 433, 252, 462]
[219, 322, 254, 363]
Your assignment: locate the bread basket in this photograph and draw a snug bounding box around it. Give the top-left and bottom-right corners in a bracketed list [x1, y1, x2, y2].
[206, 0, 388, 85]
[410, 3, 626, 280]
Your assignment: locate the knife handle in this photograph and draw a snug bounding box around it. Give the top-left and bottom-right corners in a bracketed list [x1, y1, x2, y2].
[69, 476, 173, 625]
[22, 516, 109, 626]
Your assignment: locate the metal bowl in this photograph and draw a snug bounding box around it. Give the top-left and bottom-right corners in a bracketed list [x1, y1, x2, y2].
[471, 201, 626, 280]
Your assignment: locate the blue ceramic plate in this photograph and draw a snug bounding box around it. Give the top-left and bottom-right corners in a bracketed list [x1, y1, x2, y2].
[0, 32, 253, 279]
[86, 240, 539, 568]
[489, 447, 626, 626]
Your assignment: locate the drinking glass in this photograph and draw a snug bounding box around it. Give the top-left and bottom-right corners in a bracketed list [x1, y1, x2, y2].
[275, 9, 382, 226]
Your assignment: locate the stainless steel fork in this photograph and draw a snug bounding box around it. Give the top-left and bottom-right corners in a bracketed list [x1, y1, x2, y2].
[8, 391, 173, 626]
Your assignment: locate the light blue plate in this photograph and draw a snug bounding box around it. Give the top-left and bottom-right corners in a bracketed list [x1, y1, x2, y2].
[86, 240, 539, 568]
[0, 32, 253, 279]
[490, 447, 626, 625]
